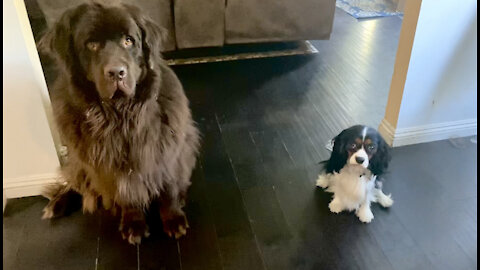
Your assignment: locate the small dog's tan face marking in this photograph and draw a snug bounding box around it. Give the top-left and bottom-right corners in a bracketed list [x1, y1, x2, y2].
[363, 138, 378, 158]
[347, 138, 364, 159]
[346, 137, 378, 160]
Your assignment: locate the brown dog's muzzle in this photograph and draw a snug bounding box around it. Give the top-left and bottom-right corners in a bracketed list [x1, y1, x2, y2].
[99, 63, 135, 99]
[104, 64, 127, 81]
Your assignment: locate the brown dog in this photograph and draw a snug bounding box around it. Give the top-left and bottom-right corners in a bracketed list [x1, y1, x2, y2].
[39, 3, 200, 244]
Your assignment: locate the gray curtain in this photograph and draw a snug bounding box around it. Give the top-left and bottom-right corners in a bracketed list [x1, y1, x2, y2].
[35, 0, 336, 51]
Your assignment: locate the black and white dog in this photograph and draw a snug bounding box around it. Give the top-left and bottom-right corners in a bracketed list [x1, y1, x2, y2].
[316, 125, 393, 223]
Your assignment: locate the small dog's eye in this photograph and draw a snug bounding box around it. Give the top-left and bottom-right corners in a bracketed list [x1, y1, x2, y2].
[349, 143, 357, 150]
[124, 36, 135, 47]
[367, 145, 376, 150]
[86, 42, 100, 51]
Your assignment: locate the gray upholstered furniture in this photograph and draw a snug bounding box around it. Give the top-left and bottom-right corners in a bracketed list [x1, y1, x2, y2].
[35, 0, 336, 52]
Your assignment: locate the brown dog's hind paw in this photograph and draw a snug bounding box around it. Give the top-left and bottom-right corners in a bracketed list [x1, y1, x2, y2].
[41, 188, 82, 219]
[42, 205, 55, 219]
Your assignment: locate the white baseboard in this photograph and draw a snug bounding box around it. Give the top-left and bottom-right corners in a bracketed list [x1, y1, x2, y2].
[4, 173, 60, 199]
[379, 118, 477, 147]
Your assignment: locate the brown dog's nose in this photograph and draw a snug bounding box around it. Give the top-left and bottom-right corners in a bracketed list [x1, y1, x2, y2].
[105, 65, 127, 80]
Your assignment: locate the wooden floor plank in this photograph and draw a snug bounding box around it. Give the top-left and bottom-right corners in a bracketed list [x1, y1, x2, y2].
[195, 115, 266, 270]
[177, 166, 224, 270]
[96, 210, 139, 270]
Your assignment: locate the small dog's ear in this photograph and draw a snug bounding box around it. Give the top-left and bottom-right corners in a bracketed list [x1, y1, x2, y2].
[37, 7, 77, 69]
[326, 133, 348, 174]
[369, 136, 391, 176]
[124, 4, 168, 69]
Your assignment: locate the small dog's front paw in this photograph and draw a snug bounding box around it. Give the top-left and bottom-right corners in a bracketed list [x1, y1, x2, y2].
[357, 208, 374, 223]
[379, 194, 394, 208]
[328, 199, 343, 213]
[316, 174, 330, 188]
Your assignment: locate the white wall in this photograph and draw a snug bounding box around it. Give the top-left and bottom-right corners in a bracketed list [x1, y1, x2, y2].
[397, 0, 477, 129]
[3, 0, 61, 198]
[380, 0, 477, 146]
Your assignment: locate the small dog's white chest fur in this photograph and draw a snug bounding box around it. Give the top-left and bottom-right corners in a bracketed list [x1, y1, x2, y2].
[316, 164, 393, 223]
[327, 165, 375, 211]
[331, 170, 374, 211]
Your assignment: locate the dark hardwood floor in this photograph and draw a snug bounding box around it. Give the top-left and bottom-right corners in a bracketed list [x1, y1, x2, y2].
[4, 6, 477, 270]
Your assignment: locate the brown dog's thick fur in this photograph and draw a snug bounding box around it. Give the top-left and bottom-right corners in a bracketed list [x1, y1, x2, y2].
[39, 3, 200, 243]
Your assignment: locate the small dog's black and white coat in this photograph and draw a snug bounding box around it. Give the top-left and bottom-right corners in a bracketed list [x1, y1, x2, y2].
[316, 125, 393, 223]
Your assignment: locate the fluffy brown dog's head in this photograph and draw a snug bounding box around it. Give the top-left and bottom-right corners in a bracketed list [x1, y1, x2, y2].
[38, 3, 165, 100]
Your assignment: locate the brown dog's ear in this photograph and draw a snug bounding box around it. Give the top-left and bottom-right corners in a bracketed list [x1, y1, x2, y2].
[37, 7, 77, 70]
[123, 4, 168, 69]
[140, 18, 168, 69]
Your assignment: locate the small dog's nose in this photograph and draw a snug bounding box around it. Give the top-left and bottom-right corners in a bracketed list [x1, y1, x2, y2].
[105, 65, 127, 80]
[355, 156, 365, 164]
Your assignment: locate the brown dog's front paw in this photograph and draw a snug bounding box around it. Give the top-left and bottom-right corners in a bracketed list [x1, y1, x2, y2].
[119, 218, 150, 245]
[161, 211, 189, 239]
[119, 208, 149, 245]
[119, 222, 150, 245]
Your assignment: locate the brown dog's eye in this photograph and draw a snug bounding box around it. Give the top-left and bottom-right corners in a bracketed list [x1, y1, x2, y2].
[86, 42, 100, 51]
[124, 36, 134, 47]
